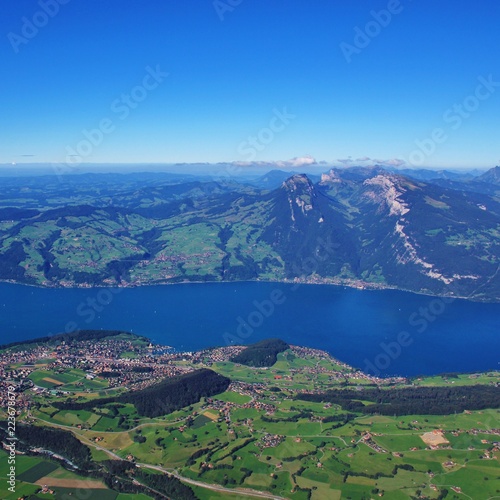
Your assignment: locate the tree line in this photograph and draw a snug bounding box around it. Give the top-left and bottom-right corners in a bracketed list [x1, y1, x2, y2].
[230, 338, 289, 367]
[54, 368, 231, 417]
[297, 385, 500, 415]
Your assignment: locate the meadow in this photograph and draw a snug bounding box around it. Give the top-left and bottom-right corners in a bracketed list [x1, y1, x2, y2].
[20, 348, 500, 499]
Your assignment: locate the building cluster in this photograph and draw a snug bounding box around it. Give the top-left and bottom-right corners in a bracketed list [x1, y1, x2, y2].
[197, 345, 246, 364]
[0, 380, 31, 413]
[361, 432, 387, 453]
[0, 337, 182, 403]
[291, 345, 348, 366]
[290, 345, 407, 385]
[257, 433, 285, 450]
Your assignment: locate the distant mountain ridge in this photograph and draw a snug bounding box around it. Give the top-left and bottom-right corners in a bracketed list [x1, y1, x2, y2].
[407, 166, 500, 197]
[479, 166, 500, 185]
[0, 167, 498, 301]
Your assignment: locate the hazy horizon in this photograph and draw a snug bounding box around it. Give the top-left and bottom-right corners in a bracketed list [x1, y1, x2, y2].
[0, 161, 493, 179]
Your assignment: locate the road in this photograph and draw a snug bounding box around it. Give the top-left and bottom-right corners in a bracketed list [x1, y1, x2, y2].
[29, 416, 286, 500]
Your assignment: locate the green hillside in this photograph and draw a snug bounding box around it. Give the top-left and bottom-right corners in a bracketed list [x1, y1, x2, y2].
[0, 168, 498, 300]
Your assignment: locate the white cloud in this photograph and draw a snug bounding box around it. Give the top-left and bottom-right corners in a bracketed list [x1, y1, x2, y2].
[337, 158, 353, 165]
[231, 155, 317, 168]
[373, 158, 406, 167]
[279, 155, 317, 167]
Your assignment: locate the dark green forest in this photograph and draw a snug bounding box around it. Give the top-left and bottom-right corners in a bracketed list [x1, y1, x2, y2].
[55, 368, 231, 417]
[297, 385, 500, 415]
[0, 423, 93, 469]
[230, 338, 290, 367]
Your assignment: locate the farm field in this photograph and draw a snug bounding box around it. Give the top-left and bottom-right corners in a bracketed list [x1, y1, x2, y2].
[2, 332, 500, 499]
[0, 449, 140, 500]
[23, 366, 500, 499]
[28, 367, 110, 392]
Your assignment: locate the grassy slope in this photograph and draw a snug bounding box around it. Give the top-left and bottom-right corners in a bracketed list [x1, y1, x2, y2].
[16, 349, 500, 500]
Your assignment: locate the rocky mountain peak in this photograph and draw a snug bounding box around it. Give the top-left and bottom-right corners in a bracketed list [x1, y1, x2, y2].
[362, 173, 410, 217]
[479, 166, 500, 185]
[281, 174, 314, 190]
[319, 169, 343, 185]
[279, 174, 317, 221]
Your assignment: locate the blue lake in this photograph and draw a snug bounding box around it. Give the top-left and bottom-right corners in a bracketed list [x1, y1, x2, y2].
[0, 281, 498, 377]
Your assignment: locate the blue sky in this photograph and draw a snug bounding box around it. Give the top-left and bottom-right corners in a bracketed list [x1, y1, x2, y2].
[1, 0, 499, 169]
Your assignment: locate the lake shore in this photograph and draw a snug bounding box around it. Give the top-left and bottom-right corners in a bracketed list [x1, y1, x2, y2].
[1, 274, 495, 303]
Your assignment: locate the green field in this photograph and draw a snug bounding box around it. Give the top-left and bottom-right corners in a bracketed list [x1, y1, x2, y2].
[29, 369, 82, 388]
[17, 461, 59, 482]
[0, 450, 139, 500]
[214, 390, 252, 405]
[7, 339, 500, 500]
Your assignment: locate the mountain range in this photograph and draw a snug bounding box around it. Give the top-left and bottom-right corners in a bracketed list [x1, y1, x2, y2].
[0, 166, 498, 301]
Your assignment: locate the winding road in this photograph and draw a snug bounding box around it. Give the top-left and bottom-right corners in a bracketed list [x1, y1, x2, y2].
[29, 416, 286, 500]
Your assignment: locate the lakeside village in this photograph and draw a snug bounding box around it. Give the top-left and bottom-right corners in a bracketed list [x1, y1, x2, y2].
[0, 335, 402, 414]
[2, 336, 500, 453]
